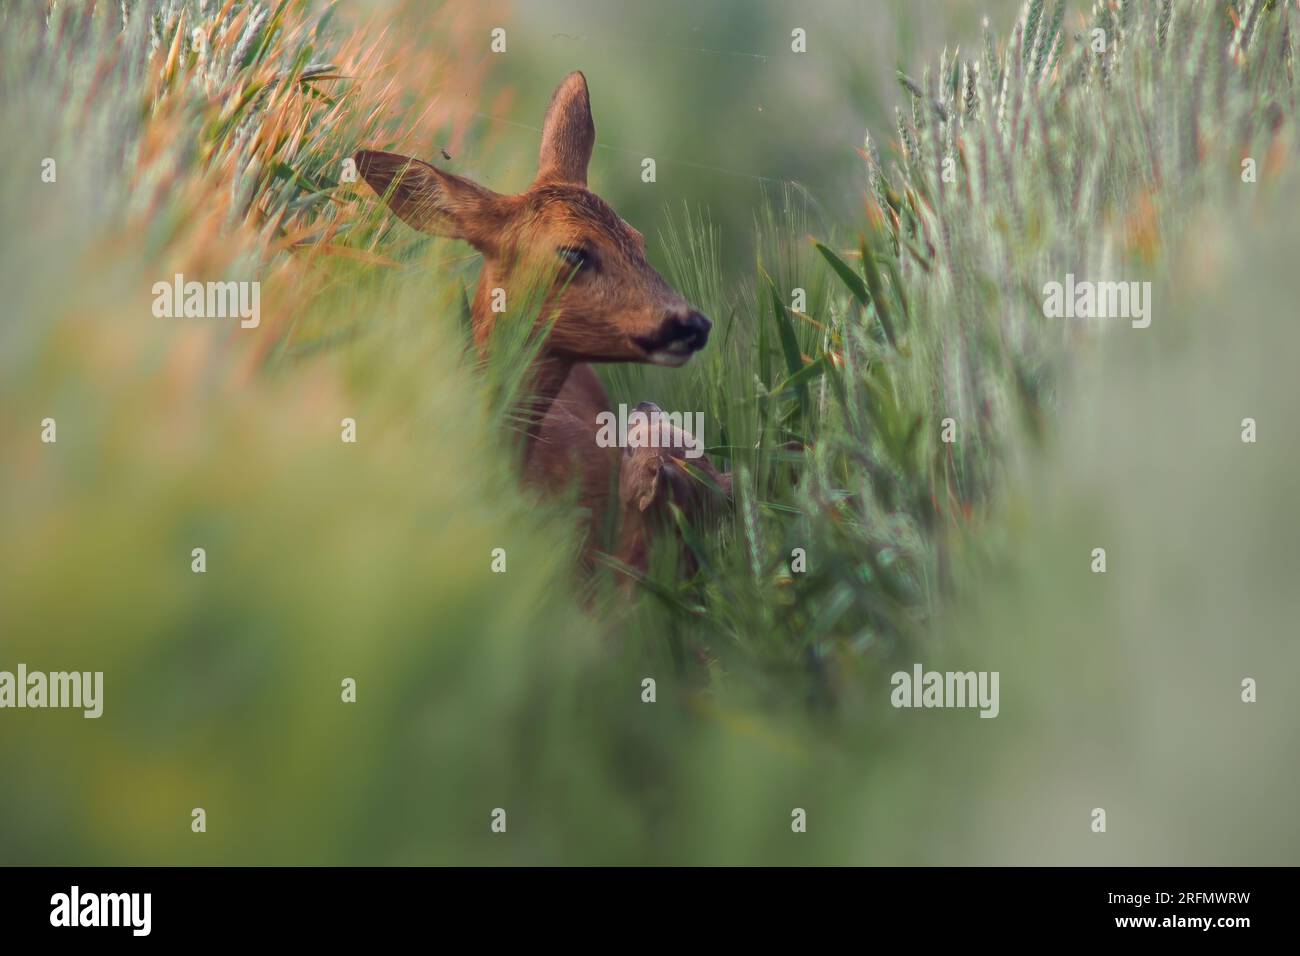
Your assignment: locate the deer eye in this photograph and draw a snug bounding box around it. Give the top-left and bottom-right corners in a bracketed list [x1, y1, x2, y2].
[556, 246, 593, 272]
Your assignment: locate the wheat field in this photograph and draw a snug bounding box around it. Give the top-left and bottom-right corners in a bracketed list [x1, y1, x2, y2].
[1, 0, 1297, 865]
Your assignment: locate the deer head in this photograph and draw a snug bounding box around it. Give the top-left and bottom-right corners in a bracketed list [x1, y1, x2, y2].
[354, 72, 711, 368]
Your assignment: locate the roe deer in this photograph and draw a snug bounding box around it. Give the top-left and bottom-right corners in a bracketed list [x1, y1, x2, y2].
[616, 402, 732, 577]
[354, 72, 711, 562]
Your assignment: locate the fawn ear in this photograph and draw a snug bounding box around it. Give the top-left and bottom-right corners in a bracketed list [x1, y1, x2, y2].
[355, 150, 502, 246]
[536, 72, 595, 185]
[635, 457, 663, 513]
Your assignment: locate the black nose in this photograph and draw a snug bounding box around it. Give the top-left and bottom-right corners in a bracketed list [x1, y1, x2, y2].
[686, 311, 712, 342]
[666, 310, 711, 351]
[633, 310, 713, 356]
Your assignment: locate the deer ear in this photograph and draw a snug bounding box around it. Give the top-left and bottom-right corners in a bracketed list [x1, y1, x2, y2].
[537, 72, 595, 185]
[355, 150, 501, 246]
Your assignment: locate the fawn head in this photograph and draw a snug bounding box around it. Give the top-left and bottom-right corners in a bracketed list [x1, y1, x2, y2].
[616, 402, 732, 574]
[354, 72, 710, 366]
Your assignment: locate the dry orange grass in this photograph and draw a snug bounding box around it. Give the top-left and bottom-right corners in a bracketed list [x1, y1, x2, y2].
[69, 0, 505, 368]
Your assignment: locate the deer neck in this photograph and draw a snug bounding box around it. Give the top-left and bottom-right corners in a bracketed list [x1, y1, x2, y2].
[470, 271, 573, 461]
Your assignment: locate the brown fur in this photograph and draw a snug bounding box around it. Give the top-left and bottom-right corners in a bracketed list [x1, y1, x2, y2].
[615, 404, 732, 576]
[355, 72, 712, 565]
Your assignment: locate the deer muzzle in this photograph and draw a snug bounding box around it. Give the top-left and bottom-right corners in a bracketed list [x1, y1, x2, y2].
[634, 311, 712, 366]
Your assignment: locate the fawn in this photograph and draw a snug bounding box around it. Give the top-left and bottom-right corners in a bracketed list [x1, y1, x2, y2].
[616, 402, 732, 576]
[355, 72, 714, 561]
